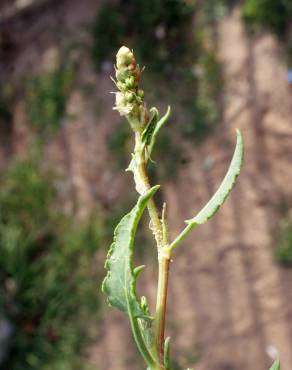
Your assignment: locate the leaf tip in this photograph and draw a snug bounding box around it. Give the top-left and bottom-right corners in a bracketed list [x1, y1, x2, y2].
[235, 128, 244, 150]
[133, 265, 145, 277]
[269, 359, 280, 370]
[149, 184, 160, 196]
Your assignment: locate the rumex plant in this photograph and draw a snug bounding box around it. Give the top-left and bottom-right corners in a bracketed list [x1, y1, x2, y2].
[102, 46, 280, 370]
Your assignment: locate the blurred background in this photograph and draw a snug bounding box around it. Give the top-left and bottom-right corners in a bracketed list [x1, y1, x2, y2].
[0, 0, 292, 369]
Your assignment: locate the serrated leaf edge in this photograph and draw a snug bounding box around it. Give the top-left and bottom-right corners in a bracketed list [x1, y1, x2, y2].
[102, 185, 159, 318]
[186, 129, 243, 225]
[169, 130, 244, 251]
[102, 186, 160, 368]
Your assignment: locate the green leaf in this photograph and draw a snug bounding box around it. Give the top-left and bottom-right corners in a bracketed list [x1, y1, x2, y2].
[102, 186, 160, 368]
[164, 337, 171, 370]
[138, 296, 155, 355]
[102, 186, 158, 317]
[169, 130, 244, 250]
[148, 106, 171, 154]
[142, 108, 159, 145]
[269, 359, 280, 370]
[186, 129, 243, 225]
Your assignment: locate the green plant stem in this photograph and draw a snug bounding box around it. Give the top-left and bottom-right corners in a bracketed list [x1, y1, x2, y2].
[133, 133, 171, 369]
[169, 222, 193, 251]
[155, 250, 171, 367]
[134, 133, 163, 248]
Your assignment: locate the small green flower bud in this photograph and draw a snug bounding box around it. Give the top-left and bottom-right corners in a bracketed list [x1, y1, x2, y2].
[115, 70, 127, 83]
[117, 81, 127, 91]
[138, 89, 144, 99]
[116, 46, 134, 68]
[125, 76, 135, 89]
[113, 46, 147, 129]
[125, 92, 135, 103]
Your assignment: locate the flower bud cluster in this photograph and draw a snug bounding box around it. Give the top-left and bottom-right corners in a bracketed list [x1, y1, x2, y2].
[113, 46, 148, 130]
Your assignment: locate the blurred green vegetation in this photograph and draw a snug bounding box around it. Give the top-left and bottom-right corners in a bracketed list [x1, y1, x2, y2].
[275, 216, 292, 267]
[0, 156, 101, 370]
[201, 0, 235, 23]
[92, 0, 195, 73]
[243, 0, 292, 36]
[25, 63, 75, 137]
[107, 122, 132, 170]
[242, 0, 292, 67]
[180, 50, 223, 142]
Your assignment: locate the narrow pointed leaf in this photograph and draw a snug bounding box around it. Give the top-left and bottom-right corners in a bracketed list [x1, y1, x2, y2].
[148, 106, 171, 154]
[164, 337, 171, 370]
[133, 265, 145, 278]
[169, 130, 243, 250]
[186, 129, 243, 225]
[142, 107, 159, 145]
[138, 296, 155, 354]
[269, 360, 280, 370]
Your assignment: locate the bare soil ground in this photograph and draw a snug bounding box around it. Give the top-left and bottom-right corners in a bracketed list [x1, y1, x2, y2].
[1, 2, 292, 370]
